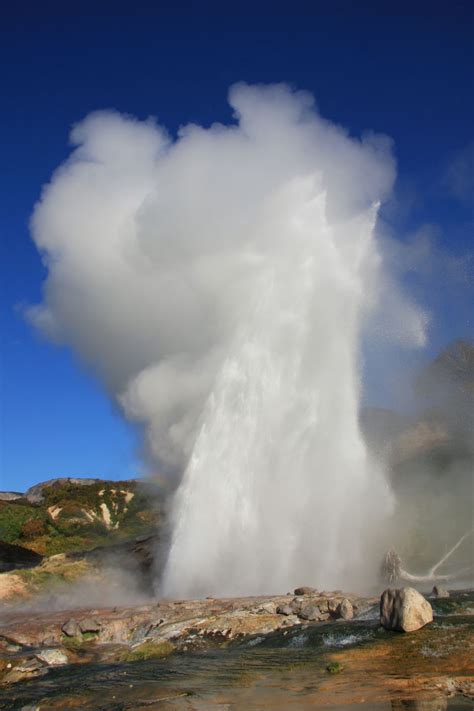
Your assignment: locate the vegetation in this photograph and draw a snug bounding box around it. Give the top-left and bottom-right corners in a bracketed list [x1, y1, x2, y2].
[122, 640, 175, 662]
[326, 661, 344, 674]
[0, 479, 158, 556]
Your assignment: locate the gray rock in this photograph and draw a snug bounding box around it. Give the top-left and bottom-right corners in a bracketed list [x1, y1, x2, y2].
[79, 617, 101, 633]
[294, 586, 318, 595]
[298, 604, 321, 621]
[337, 598, 354, 620]
[61, 618, 80, 637]
[432, 585, 450, 598]
[289, 597, 304, 614]
[380, 587, 433, 632]
[276, 604, 293, 616]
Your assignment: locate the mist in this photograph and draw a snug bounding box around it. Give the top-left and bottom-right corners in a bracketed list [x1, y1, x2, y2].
[29, 83, 430, 597]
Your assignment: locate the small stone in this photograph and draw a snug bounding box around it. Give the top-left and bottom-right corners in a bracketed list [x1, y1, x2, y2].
[380, 587, 433, 632]
[432, 585, 450, 598]
[79, 618, 101, 634]
[294, 586, 318, 595]
[337, 598, 354, 620]
[276, 604, 293, 615]
[61, 618, 80, 637]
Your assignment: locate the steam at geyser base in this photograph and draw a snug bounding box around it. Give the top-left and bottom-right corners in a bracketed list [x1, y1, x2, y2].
[29, 83, 427, 598]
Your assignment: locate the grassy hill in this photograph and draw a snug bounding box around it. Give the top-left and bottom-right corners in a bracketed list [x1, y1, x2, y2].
[0, 478, 159, 557]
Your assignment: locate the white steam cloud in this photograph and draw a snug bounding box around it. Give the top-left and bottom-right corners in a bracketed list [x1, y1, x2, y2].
[29, 83, 427, 596]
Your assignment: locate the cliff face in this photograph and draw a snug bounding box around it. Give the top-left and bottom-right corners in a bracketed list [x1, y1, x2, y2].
[0, 478, 160, 557]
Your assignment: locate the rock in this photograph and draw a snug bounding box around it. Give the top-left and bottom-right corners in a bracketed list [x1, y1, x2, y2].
[255, 602, 277, 614]
[1, 657, 46, 684]
[79, 618, 101, 634]
[61, 619, 81, 637]
[294, 586, 317, 595]
[432, 585, 450, 598]
[328, 598, 340, 615]
[276, 604, 293, 616]
[337, 598, 354, 620]
[298, 604, 321, 621]
[380, 587, 433, 632]
[289, 597, 304, 614]
[35, 648, 69, 666]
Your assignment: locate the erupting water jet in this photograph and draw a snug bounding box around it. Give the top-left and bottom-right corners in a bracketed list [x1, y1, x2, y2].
[29, 83, 427, 598]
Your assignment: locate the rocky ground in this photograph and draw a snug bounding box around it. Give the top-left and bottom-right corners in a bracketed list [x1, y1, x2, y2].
[0, 588, 373, 666]
[0, 587, 472, 709]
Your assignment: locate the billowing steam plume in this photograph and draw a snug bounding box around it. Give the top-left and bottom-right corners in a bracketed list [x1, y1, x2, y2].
[29, 83, 427, 596]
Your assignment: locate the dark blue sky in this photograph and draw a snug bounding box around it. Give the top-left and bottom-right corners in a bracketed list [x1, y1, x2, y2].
[1, 0, 472, 491]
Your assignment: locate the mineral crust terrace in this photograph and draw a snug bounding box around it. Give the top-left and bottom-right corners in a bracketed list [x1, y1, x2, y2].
[0, 590, 370, 677]
[1, 588, 473, 695]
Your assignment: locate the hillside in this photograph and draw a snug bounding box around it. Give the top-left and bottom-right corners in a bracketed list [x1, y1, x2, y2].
[0, 477, 160, 557]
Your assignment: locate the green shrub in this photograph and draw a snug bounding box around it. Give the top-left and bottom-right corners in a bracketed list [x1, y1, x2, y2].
[0, 502, 44, 543]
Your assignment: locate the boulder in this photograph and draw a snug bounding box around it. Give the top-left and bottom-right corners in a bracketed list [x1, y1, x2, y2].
[289, 597, 304, 614]
[380, 587, 433, 632]
[276, 604, 293, 616]
[294, 586, 317, 595]
[337, 598, 354, 620]
[432, 585, 450, 599]
[61, 619, 81, 637]
[299, 604, 321, 621]
[79, 618, 101, 634]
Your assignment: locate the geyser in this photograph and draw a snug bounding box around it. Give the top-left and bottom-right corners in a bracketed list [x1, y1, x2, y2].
[29, 83, 426, 597]
[163, 188, 390, 597]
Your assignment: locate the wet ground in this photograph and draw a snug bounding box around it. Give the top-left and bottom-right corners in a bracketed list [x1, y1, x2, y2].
[0, 592, 472, 710]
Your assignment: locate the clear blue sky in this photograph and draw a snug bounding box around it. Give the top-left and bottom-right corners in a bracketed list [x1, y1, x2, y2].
[1, 0, 472, 492]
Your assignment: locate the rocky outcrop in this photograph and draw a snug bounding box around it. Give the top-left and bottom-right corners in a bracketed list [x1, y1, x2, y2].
[0, 590, 373, 651]
[24, 478, 104, 504]
[380, 587, 433, 632]
[0, 492, 23, 502]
